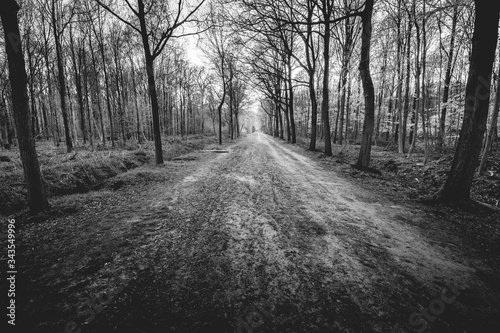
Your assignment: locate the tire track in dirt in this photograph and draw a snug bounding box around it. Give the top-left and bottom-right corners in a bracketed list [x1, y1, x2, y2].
[257, 133, 494, 332]
[261, 132, 476, 280]
[85, 133, 495, 333]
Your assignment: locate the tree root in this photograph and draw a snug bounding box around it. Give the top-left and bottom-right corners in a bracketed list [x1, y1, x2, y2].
[423, 195, 500, 214]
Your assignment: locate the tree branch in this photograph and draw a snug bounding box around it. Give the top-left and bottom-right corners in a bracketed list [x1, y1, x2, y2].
[94, 0, 141, 34]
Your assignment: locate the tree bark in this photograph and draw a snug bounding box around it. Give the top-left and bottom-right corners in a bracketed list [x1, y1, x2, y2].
[98, 39, 114, 147]
[277, 98, 284, 140]
[26, 29, 40, 138]
[137, 0, 163, 163]
[69, 25, 86, 144]
[284, 78, 291, 142]
[144, 56, 163, 163]
[339, 14, 353, 146]
[436, 0, 500, 203]
[408, 1, 420, 157]
[478, 57, 500, 174]
[82, 46, 93, 147]
[113, 43, 126, 145]
[320, 0, 332, 156]
[420, 0, 429, 164]
[51, 0, 73, 152]
[229, 63, 234, 140]
[345, 77, 351, 143]
[304, 3, 318, 151]
[217, 63, 226, 145]
[1, 0, 50, 214]
[438, 6, 458, 147]
[88, 32, 106, 146]
[400, 18, 412, 154]
[355, 0, 375, 169]
[287, 55, 296, 143]
[130, 56, 142, 143]
[395, 0, 404, 151]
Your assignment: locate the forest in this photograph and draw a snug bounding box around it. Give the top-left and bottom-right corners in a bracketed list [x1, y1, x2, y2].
[1, 0, 499, 214]
[1, 0, 500, 332]
[0, 0, 500, 215]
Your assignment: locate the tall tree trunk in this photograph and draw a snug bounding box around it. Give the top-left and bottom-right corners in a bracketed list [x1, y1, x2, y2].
[26, 30, 40, 138]
[51, 0, 73, 152]
[67, 81, 77, 144]
[1, 92, 12, 149]
[308, 73, 318, 150]
[217, 60, 226, 145]
[278, 99, 284, 140]
[478, 57, 500, 174]
[274, 104, 279, 137]
[41, 11, 58, 145]
[39, 80, 50, 140]
[438, 6, 458, 147]
[235, 107, 239, 137]
[137, 0, 163, 163]
[408, 2, 421, 157]
[130, 56, 142, 143]
[401, 18, 413, 154]
[4, 94, 15, 148]
[82, 46, 93, 147]
[334, 78, 341, 143]
[420, 1, 429, 164]
[210, 104, 216, 135]
[144, 56, 163, 163]
[436, 0, 500, 203]
[339, 15, 353, 146]
[69, 26, 86, 144]
[287, 55, 296, 143]
[345, 77, 351, 144]
[284, 79, 291, 142]
[387, 77, 394, 141]
[229, 65, 234, 140]
[339, 69, 347, 145]
[218, 90, 225, 145]
[305, 4, 318, 151]
[113, 47, 126, 145]
[88, 33, 106, 146]
[321, 4, 332, 156]
[354, 80, 360, 140]
[99, 41, 114, 147]
[395, 0, 404, 151]
[1, 0, 49, 213]
[355, 0, 375, 169]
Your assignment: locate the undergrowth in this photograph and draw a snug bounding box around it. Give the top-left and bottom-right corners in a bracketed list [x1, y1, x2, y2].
[0, 134, 216, 216]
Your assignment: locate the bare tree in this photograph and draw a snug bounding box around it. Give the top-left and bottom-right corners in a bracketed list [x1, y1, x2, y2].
[332, 1, 360, 145]
[95, 0, 207, 164]
[435, 0, 500, 204]
[355, 0, 374, 169]
[1, 0, 49, 214]
[295, 0, 320, 151]
[478, 53, 500, 175]
[437, 3, 458, 147]
[50, 0, 77, 152]
[315, 0, 337, 156]
[204, 4, 231, 145]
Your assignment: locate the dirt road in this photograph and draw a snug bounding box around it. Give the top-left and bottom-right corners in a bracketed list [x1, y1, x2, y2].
[18, 132, 500, 333]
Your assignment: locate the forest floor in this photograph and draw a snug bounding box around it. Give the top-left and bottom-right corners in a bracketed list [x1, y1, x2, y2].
[2, 132, 499, 333]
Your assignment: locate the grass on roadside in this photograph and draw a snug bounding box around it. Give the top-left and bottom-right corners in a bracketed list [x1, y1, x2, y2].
[0, 134, 217, 216]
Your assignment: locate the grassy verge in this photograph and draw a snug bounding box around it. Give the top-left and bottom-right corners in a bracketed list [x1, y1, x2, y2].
[0, 134, 217, 216]
[291, 135, 500, 207]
